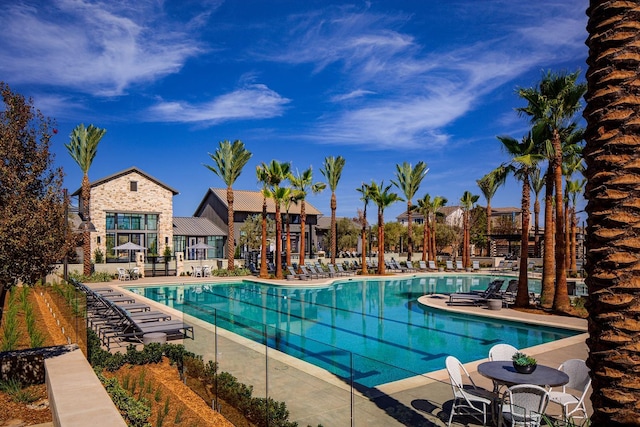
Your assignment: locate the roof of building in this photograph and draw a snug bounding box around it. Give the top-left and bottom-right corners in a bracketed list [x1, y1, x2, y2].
[71, 166, 179, 196]
[196, 188, 323, 216]
[173, 217, 226, 236]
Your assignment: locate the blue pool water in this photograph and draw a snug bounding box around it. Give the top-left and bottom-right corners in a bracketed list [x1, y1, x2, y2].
[126, 275, 579, 387]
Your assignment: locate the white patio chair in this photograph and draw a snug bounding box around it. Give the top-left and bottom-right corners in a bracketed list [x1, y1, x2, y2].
[548, 359, 591, 422]
[117, 268, 130, 281]
[445, 355, 496, 426]
[472, 260, 480, 270]
[489, 344, 519, 362]
[193, 266, 203, 277]
[499, 384, 550, 427]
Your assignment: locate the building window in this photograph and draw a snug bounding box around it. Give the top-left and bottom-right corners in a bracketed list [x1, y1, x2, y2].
[130, 181, 137, 191]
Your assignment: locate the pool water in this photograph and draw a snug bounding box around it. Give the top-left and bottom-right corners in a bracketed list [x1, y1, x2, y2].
[127, 275, 578, 387]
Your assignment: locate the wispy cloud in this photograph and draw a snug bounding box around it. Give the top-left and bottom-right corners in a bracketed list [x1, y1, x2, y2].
[0, 0, 211, 96]
[146, 84, 290, 124]
[331, 89, 376, 102]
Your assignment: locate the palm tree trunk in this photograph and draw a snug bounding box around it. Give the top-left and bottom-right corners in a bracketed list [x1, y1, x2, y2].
[275, 205, 282, 279]
[584, 2, 640, 422]
[534, 198, 541, 257]
[422, 223, 428, 262]
[540, 169, 555, 308]
[515, 177, 531, 307]
[82, 174, 92, 277]
[299, 201, 306, 268]
[564, 199, 571, 271]
[486, 203, 492, 256]
[361, 209, 368, 275]
[226, 186, 235, 271]
[552, 131, 569, 311]
[285, 214, 291, 267]
[570, 208, 577, 274]
[406, 201, 413, 261]
[430, 220, 436, 262]
[260, 197, 268, 278]
[330, 193, 337, 265]
[377, 209, 385, 275]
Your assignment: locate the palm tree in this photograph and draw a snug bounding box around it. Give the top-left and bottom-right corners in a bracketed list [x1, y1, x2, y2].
[477, 172, 506, 256]
[391, 161, 428, 262]
[517, 71, 586, 312]
[562, 148, 585, 271]
[204, 140, 252, 271]
[429, 196, 448, 261]
[565, 178, 585, 276]
[494, 133, 544, 307]
[256, 164, 270, 278]
[258, 160, 291, 279]
[583, 3, 640, 422]
[414, 194, 432, 262]
[459, 191, 479, 268]
[320, 156, 346, 265]
[65, 123, 107, 277]
[530, 167, 545, 258]
[356, 183, 373, 274]
[369, 181, 402, 275]
[282, 188, 299, 267]
[289, 168, 325, 268]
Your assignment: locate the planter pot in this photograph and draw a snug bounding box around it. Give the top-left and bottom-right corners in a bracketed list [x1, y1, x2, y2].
[487, 299, 502, 311]
[513, 362, 537, 374]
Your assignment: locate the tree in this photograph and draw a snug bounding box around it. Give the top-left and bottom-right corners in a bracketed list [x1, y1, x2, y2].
[65, 123, 107, 276]
[336, 218, 359, 251]
[356, 183, 372, 274]
[459, 191, 479, 268]
[477, 172, 506, 256]
[562, 148, 585, 271]
[530, 167, 545, 258]
[256, 164, 271, 278]
[430, 196, 448, 261]
[320, 156, 346, 265]
[392, 161, 428, 262]
[289, 167, 325, 268]
[282, 188, 298, 267]
[239, 214, 275, 251]
[583, 2, 640, 423]
[494, 132, 544, 307]
[257, 160, 291, 279]
[205, 140, 252, 271]
[369, 181, 402, 275]
[414, 194, 432, 262]
[518, 70, 586, 312]
[0, 82, 67, 298]
[469, 206, 487, 253]
[565, 178, 585, 276]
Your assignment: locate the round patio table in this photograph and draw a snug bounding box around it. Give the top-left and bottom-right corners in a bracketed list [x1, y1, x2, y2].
[478, 361, 569, 388]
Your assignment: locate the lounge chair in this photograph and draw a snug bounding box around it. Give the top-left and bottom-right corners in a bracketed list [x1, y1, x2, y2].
[336, 263, 354, 276]
[446, 260, 454, 271]
[405, 260, 417, 272]
[493, 260, 506, 272]
[418, 260, 428, 271]
[307, 263, 328, 278]
[472, 260, 480, 271]
[287, 266, 307, 280]
[448, 280, 505, 305]
[501, 279, 519, 306]
[455, 260, 464, 270]
[299, 265, 318, 279]
[428, 260, 437, 270]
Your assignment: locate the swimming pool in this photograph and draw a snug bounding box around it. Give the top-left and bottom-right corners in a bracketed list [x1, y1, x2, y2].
[126, 275, 579, 387]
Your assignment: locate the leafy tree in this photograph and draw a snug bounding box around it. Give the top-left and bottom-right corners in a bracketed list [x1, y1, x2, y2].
[239, 214, 275, 251]
[0, 83, 67, 297]
[336, 218, 358, 252]
[517, 70, 586, 311]
[320, 156, 346, 264]
[205, 140, 252, 271]
[435, 223, 458, 256]
[289, 167, 325, 267]
[391, 161, 428, 262]
[584, 2, 640, 422]
[469, 206, 487, 253]
[384, 222, 403, 252]
[66, 123, 107, 276]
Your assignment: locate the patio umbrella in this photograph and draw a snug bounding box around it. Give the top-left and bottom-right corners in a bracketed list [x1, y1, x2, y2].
[187, 242, 214, 266]
[113, 241, 146, 268]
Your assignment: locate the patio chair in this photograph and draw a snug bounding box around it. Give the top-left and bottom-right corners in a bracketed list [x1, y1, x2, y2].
[448, 280, 505, 305]
[405, 260, 417, 272]
[336, 263, 354, 276]
[418, 260, 428, 271]
[117, 268, 130, 281]
[428, 260, 437, 270]
[493, 260, 506, 272]
[456, 260, 464, 270]
[472, 260, 480, 271]
[307, 263, 328, 278]
[131, 267, 141, 279]
[548, 359, 591, 422]
[192, 266, 203, 277]
[287, 266, 308, 280]
[489, 344, 519, 362]
[446, 355, 496, 426]
[499, 384, 549, 427]
[299, 265, 318, 279]
[501, 280, 519, 306]
[446, 260, 455, 271]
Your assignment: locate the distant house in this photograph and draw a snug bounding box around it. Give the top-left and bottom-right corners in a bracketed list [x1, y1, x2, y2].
[172, 217, 226, 261]
[396, 206, 463, 228]
[193, 188, 323, 260]
[72, 167, 179, 262]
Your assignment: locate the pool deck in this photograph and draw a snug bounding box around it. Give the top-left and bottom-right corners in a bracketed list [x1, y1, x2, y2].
[91, 271, 590, 426]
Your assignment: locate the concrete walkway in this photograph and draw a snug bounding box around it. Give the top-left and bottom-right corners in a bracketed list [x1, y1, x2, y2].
[95, 272, 590, 426]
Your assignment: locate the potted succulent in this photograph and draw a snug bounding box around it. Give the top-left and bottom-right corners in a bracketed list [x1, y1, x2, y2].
[512, 352, 537, 374]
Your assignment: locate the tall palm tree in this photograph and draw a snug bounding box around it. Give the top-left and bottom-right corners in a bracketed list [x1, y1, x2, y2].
[494, 133, 544, 307]
[391, 161, 428, 262]
[369, 181, 402, 275]
[530, 167, 545, 258]
[429, 196, 448, 261]
[566, 178, 585, 276]
[583, 3, 640, 422]
[459, 191, 479, 268]
[477, 172, 506, 256]
[356, 183, 372, 274]
[258, 160, 291, 279]
[65, 123, 107, 277]
[414, 194, 432, 262]
[320, 156, 346, 265]
[518, 71, 586, 312]
[256, 164, 270, 278]
[289, 168, 325, 268]
[282, 188, 296, 268]
[205, 140, 252, 271]
[562, 149, 585, 270]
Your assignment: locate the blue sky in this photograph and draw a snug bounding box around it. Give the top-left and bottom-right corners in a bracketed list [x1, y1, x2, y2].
[1, 0, 588, 221]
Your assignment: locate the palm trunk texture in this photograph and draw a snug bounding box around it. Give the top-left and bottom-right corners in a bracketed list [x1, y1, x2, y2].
[584, 1, 640, 423]
[541, 170, 555, 308]
[260, 198, 268, 278]
[553, 132, 569, 311]
[226, 187, 235, 271]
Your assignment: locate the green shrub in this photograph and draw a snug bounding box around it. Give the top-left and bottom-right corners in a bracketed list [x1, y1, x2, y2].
[94, 248, 105, 264]
[0, 378, 39, 403]
[98, 372, 152, 427]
